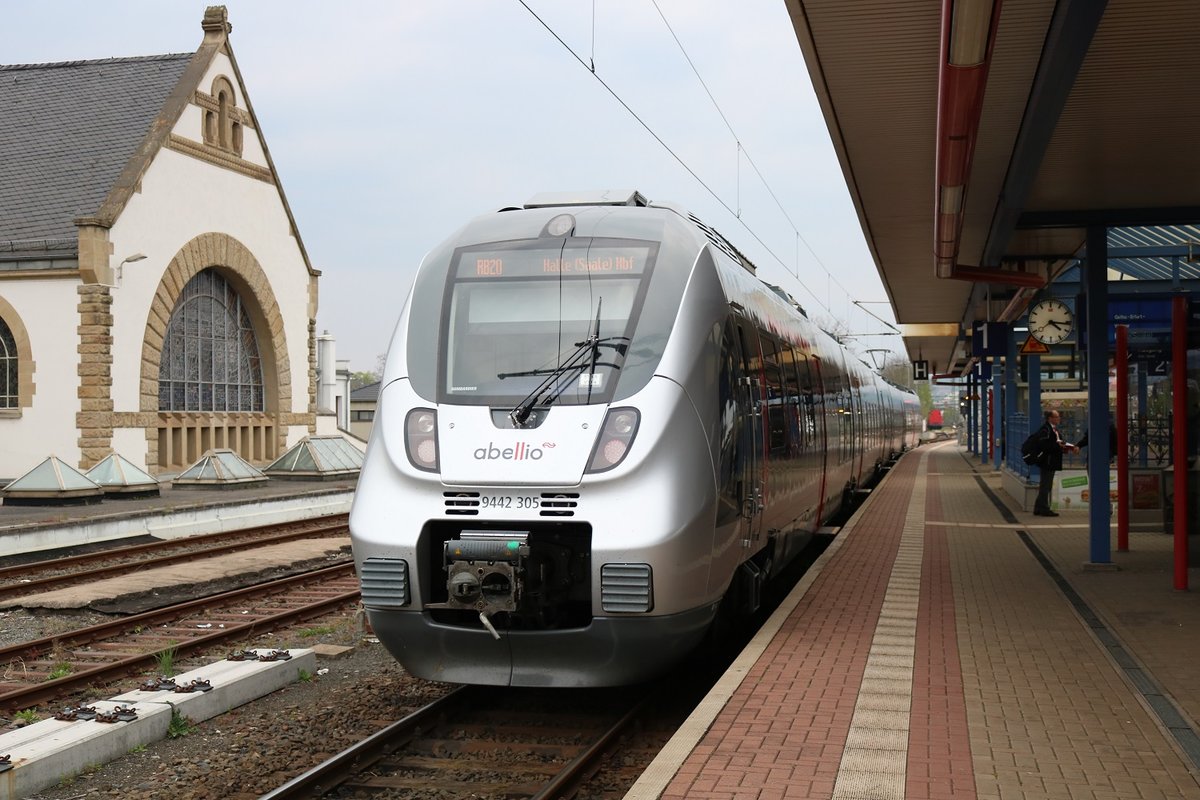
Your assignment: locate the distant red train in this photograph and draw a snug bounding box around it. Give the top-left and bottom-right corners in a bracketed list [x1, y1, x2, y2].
[928, 409, 944, 429]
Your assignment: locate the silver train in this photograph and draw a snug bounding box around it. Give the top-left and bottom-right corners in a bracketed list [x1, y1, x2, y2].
[349, 191, 922, 687]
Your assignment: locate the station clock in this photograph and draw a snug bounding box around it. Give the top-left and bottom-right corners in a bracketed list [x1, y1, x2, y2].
[1027, 298, 1074, 345]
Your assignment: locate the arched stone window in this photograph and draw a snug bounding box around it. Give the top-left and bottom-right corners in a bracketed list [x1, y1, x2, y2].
[158, 268, 264, 412]
[0, 315, 16, 409]
[203, 76, 243, 157]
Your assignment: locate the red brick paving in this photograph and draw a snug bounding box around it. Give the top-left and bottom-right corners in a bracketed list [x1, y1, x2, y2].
[633, 444, 1200, 800]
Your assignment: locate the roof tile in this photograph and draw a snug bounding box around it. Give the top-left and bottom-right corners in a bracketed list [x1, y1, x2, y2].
[0, 54, 192, 251]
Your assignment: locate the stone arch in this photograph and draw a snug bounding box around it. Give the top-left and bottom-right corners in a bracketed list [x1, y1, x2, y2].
[0, 294, 35, 411]
[204, 75, 243, 157]
[140, 232, 291, 468]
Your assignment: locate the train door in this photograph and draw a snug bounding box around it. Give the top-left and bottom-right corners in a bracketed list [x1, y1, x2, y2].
[809, 355, 830, 525]
[852, 380, 866, 481]
[734, 319, 766, 546]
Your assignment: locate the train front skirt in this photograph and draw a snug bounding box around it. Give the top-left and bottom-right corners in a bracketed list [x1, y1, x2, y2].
[367, 605, 717, 687]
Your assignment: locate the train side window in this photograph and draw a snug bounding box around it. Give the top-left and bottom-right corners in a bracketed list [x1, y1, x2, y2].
[795, 352, 816, 445]
[714, 320, 742, 525]
[837, 371, 851, 461]
[760, 335, 787, 454]
[779, 344, 803, 452]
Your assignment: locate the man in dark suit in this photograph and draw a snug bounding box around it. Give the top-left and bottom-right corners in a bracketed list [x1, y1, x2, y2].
[1032, 409, 1076, 516]
[1076, 420, 1118, 461]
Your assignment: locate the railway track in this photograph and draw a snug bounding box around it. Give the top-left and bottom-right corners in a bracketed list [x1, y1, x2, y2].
[0, 562, 361, 713]
[0, 513, 349, 603]
[261, 683, 663, 799]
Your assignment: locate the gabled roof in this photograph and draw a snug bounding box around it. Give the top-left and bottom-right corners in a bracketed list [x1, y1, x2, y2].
[351, 381, 381, 403]
[0, 55, 191, 254]
[0, 6, 318, 276]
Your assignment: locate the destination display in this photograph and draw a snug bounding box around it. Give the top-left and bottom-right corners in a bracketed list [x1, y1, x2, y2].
[1078, 294, 1200, 355]
[456, 245, 651, 280]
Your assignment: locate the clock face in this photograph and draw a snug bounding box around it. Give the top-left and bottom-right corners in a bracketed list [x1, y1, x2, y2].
[1028, 299, 1073, 345]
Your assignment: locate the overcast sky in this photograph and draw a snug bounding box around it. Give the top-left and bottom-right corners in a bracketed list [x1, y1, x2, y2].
[2, 0, 903, 373]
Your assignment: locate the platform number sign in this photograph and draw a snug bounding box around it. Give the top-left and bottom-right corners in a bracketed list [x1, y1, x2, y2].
[971, 321, 1009, 357]
[1149, 360, 1170, 377]
[912, 360, 929, 381]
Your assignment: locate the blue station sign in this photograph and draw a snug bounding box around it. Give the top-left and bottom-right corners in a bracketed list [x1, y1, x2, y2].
[1079, 294, 1200, 357]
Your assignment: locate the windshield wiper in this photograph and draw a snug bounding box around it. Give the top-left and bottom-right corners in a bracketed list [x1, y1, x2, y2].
[496, 338, 628, 380]
[507, 300, 605, 428]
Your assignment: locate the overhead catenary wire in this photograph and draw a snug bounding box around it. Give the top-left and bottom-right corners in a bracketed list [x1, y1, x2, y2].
[647, 0, 838, 286]
[515, 1, 900, 352]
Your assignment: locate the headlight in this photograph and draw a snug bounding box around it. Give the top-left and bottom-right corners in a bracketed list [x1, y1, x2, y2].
[405, 408, 439, 471]
[586, 408, 639, 473]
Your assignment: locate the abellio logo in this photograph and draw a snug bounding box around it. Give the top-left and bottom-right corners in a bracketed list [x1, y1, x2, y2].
[473, 442, 554, 461]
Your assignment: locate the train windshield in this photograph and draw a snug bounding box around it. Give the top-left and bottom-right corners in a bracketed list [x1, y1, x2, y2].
[440, 240, 655, 407]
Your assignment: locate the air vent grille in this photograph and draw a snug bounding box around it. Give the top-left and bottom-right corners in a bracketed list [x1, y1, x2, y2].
[688, 213, 756, 274]
[443, 491, 579, 516]
[443, 491, 480, 515]
[601, 563, 653, 612]
[360, 558, 409, 608]
[539, 493, 579, 517]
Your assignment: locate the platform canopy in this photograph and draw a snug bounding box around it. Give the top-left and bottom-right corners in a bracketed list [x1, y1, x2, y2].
[173, 449, 267, 489]
[264, 435, 364, 481]
[785, 0, 1200, 375]
[1, 455, 103, 505]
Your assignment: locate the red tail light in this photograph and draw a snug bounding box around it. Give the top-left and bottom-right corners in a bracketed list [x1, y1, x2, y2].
[586, 408, 639, 473]
[405, 409, 439, 471]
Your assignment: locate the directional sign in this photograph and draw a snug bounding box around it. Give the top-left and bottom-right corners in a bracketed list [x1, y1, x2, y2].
[1078, 294, 1200, 351]
[1019, 334, 1050, 355]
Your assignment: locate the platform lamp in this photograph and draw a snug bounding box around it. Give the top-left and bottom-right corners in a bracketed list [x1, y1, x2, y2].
[116, 253, 147, 285]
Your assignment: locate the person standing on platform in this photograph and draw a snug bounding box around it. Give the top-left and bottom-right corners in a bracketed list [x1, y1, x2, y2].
[1033, 408, 1076, 516]
[1076, 419, 1118, 462]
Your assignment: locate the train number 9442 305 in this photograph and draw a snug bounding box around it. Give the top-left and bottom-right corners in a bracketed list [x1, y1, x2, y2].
[479, 495, 541, 510]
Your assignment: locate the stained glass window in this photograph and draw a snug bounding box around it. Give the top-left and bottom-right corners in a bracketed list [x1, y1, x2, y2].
[158, 269, 264, 412]
[0, 316, 16, 408]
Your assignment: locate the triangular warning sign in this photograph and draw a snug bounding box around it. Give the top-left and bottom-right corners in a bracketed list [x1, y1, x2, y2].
[1019, 334, 1051, 355]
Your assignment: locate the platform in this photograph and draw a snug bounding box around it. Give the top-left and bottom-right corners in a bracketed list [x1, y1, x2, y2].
[627, 442, 1200, 800]
[0, 478, 356, 558]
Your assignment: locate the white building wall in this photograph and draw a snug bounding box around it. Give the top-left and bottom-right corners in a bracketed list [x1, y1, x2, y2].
[0, 280, 82, 476]
[108, 148, 310, 415]
[1, 51, 313, 479]
[106, 51, 312, 429]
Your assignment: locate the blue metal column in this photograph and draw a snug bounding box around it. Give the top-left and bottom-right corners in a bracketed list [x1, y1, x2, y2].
[1029, 355, 1042, 484]
[966, 375, 976, 453]
[1137, 363, 1148, 467]
[1085, 224, 1111, 564]
[993, 353, 1004, 470]
[980, 364, 990, 465]
[1005, 329, 1019, 468]
[972, 374, 981, 455]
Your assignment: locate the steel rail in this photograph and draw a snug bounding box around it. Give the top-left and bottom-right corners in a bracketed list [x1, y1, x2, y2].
[0, 563, 359, 713]
[258, 686, 473, 799]
[0, 522, 350, 602]
[258, 685, 656, 799]
[0, 513, 348, 582]
[531, 690, 655, 800]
